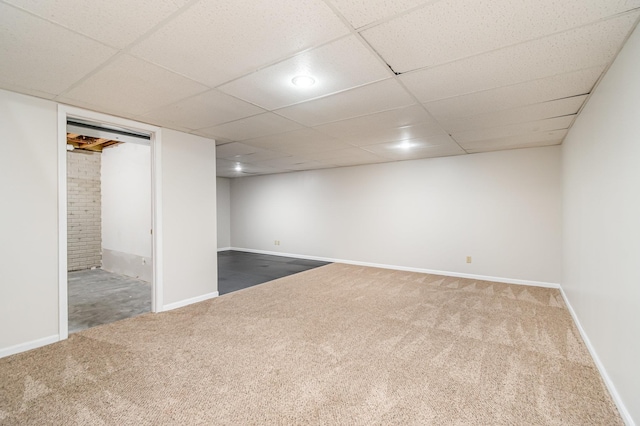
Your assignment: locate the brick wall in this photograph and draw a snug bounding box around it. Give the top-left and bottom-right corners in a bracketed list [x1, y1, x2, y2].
[67, 151, 102, 271]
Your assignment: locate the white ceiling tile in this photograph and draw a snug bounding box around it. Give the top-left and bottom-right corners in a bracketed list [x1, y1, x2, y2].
[141, 90, 265, 130]
[255, 156, 316, 169]
[400, 13, 638, 102]
[5, 0, 191, 49]
[130, 0, 349, 87]
[314, 104, 435, 138]
[242, 128, 348, 154]
[59, 55, 208, 116]
[328, 0, 430, 29]
[279, 140, 352, 156]
[215, 142, 261, 159]
[424, 67, 604, 120]
[217, 158, 283, 177]
[340, 122, 447, 147]
[453, 116, 575, 144]
[0, 3, 117, 96]
[362, 0, 640, 72]
[224, 149, 290, 164]
[218, 36, 390, 110]
[198, 113, 304, 141]
[463, 130, 568, 153]
[362, 134, 463, 159]
[276, 79, 415, 126]
[365, 143, 466, 160]
[323, 155, 389, 167]
[287, 161, 332, 171]
[307, 147, 386, 164]
[440, 96, 587, 133]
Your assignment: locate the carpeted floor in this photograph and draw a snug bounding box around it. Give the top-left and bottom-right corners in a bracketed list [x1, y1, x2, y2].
[0, 264, 621, 425]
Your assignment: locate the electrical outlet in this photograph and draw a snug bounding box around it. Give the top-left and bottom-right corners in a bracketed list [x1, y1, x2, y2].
[466, 256, 472, 263]
[274, 240, 280, 246]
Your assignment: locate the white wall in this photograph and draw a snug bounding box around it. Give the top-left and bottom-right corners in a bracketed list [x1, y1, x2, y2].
[101, 142, 152, 281]
[217, 177, 231, 249]
[0, 89, 59, 352]
[0, 89, 218, 357]
[231, 146, 562, 285]
[562, 25, 640, 424]
[162, 129, 218, 308]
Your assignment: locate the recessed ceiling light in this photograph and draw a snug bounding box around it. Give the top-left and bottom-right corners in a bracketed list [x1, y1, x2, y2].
[234, 164, 242, 172]
[399, 141, 412, 150]
[292, 75, 316, 88]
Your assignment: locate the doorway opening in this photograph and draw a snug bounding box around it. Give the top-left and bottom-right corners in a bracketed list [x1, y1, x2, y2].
[58, 106, 163, 340]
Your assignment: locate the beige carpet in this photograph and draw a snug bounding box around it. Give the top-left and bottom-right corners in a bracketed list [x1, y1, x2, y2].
[0, 264, 621, 425]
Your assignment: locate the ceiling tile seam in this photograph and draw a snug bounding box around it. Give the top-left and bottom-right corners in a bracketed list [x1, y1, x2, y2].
[421, 63, 605, 108]
[347, 0, 446, 33]
[356, 141, 449, 157]
[225, 125, 322, 146]
[386, 72, 469, 154]
[192, 109, 317, 139]
[1, 2, 122, 99]
[464, 126, 569, 149]
[558, 13, 640, 140]
[384, 8, 640, 77]
[433, 94, 591, 125]
[0, 1, 122, 51]
[139, 89, 268, 129]
[319, 0, 399, 80]
[448, 112, 580, 135]
[467, 140, 563, 154]
[340, 133, 448, 149]
[51, 0, 204, 101]
[408, 61, 611, 103]
[209, 33, 355, 90]
[456, 124, 574, 146]
[270, 99, 417, 129]
[219, 76, 392, 112]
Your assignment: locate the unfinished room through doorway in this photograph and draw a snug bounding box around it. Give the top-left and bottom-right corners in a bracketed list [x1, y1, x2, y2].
[57, 106, 163, 340]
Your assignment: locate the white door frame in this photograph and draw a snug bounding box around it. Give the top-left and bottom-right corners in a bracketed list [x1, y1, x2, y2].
[57, 105, 163, 340]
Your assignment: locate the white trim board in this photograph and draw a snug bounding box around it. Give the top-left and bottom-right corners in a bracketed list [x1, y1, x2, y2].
[57, 104, 164, 343]
[162, 292, 219, 312]
[559, 288, 635, 426]
[229, 247, 560, 289]
[0, 335, 59, 359]
[217, 247, 232, 252]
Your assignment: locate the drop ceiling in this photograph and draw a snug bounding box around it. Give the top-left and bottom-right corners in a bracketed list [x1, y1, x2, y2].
[1, 0, 638, 177]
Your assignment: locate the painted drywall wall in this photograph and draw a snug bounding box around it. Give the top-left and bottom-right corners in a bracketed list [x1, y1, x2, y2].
[101, 142, 152, 281]
[562, 25, 640, 424]
[217, 177, 231, 249]
[67, 150, 102, 271]
[231, 146, 562, 285]
[0, 89, 219, 356]
[161, 129, 218, 307]
[0, 89, 59, 351]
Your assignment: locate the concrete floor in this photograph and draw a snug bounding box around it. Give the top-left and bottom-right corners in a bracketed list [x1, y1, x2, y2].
[68, 252, 330, 333]
[68, 269, 151, 334]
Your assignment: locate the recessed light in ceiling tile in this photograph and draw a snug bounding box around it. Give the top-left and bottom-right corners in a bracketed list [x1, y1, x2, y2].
[235, 163, 242, 172]
[399, 140, 413, 149]
[292, 75, 316, 88]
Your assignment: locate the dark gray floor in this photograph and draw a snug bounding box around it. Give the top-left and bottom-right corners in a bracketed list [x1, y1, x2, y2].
[217, 250, 331, 295]
[68, 253, 328, 333]
[68, 269, 151, 334]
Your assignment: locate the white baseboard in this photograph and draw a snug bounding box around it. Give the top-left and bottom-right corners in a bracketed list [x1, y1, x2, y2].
[0, 334, 59, 359]
[217, 247, 232, 252]
[162, 291, 219, 312]
[559, 288, 634, 426]
[229, 247, 560, 289]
